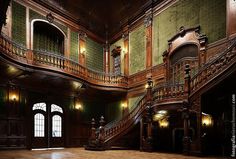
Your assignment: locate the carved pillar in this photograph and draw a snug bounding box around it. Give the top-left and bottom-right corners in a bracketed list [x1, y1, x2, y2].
[141, 76, 154, 152]
[144, 9, 153, 69]
[198, 35, 207, 67]
[191, 95, 202, 155]
[123, 28, 129, 76]
[90, 118, 96, 141]
[104, 41, 110, 73]
[79, 31, 87, 67]
[182, 64, 191, 155]
[98, 116, 105, 146]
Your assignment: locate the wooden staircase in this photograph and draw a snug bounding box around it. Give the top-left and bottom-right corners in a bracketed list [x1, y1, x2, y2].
[96, 37, 236, 149]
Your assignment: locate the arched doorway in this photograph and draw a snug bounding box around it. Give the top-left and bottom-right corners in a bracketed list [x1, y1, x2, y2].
[32, 103, 64, 148]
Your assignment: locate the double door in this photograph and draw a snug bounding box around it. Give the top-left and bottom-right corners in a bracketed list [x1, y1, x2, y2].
[32, 103, 64, 148]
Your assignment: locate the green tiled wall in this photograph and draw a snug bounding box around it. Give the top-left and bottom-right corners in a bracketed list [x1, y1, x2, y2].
[33, 24, 64, 54]
[200, 0, 226, 43]
[110, 38, 124, 74]
[86, 38, 104, 71]
[152, 0, 226, 66]
[12, 1, 26, 46]
[70, 31, 78, 62]
[129, 25, 146, 75]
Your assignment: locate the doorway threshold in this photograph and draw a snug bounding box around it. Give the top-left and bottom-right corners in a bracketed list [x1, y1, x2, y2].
[32, 147, 64, 151]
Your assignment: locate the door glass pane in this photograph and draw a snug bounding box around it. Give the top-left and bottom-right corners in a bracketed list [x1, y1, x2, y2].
[34, 113, 45, 137]
[51, 104, 63, 113]
[33, 103, 46, 111]
[52, 115, 62, 137]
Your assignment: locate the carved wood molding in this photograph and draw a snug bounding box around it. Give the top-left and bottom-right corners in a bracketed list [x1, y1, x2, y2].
[166, 26, 207, 58]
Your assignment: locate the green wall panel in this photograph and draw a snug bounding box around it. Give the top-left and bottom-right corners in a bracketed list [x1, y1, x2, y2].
[129, 25, 146, 75]
[70, 31, 78, 62]
[152, 0, 226, 66]
[12, 1, 26, 46]
[86, 38, 104, 71]
[110, 38, 124, 74]
[200, 0, 226, 43]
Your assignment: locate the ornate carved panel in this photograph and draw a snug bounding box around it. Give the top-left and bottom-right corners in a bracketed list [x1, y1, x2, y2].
[163, 26, 207, 84]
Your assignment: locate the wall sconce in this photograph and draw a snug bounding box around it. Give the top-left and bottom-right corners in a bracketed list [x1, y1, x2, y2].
[75, 103, 83, 111]
[202, 112, 213, 127]
[11, 94, 17, 101]
[145, 77, 153, 89]
[9, 86, 19, 103]
[159, 119, 169, 128]
[80, 47, 86, 54]
[122, 47, 127, 54]
[121, 102, 128, 109]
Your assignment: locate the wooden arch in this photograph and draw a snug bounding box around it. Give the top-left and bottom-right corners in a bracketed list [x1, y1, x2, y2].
[163, 26, 207, 83]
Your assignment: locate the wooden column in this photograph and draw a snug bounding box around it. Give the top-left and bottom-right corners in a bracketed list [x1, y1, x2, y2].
[104, 42, 110, 73]
[123, 28, 129, 76]
[198, 35, 207, 67]
[227, 0, 236, 37]
[79, 31, 86, 67]
[144, 10, 153, 69]
[182, 64, 191, 155]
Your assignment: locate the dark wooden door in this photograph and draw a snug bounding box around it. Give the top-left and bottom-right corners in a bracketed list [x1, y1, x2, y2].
[32, 103, 64, 148]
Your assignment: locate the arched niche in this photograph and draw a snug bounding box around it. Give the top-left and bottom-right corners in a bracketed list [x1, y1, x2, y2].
[163, 26, 207, 84]
[31, 19, 66, 55]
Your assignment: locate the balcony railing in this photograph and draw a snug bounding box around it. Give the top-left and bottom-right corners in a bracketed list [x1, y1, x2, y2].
[152, 83, 185, 102]
[0, 34, 128, 88]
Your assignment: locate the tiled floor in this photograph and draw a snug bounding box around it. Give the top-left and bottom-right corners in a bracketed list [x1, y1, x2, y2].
[0, 148, 226, 159]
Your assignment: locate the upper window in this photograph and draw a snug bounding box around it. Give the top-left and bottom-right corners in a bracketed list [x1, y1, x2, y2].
[51, 104, 63, 113]
[33, 103, 46, 112]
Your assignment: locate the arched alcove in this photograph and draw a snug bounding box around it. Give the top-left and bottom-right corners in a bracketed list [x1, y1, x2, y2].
[33, 21, 65, 55]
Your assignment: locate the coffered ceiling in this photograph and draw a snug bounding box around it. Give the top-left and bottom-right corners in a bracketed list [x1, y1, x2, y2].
[33, 0, 162, 40]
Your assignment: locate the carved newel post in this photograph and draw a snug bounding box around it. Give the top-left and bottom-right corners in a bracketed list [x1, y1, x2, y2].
[85, 118, 97, 150]
[98, 116, 105, 148]
[90, 118, 96, 141]
[142, 76, 154, 152]
[183, 64, 191, 155]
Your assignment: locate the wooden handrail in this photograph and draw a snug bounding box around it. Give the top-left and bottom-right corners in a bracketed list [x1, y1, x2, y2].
[190, 37, 236, 96]
[0, 34, 128, 88]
